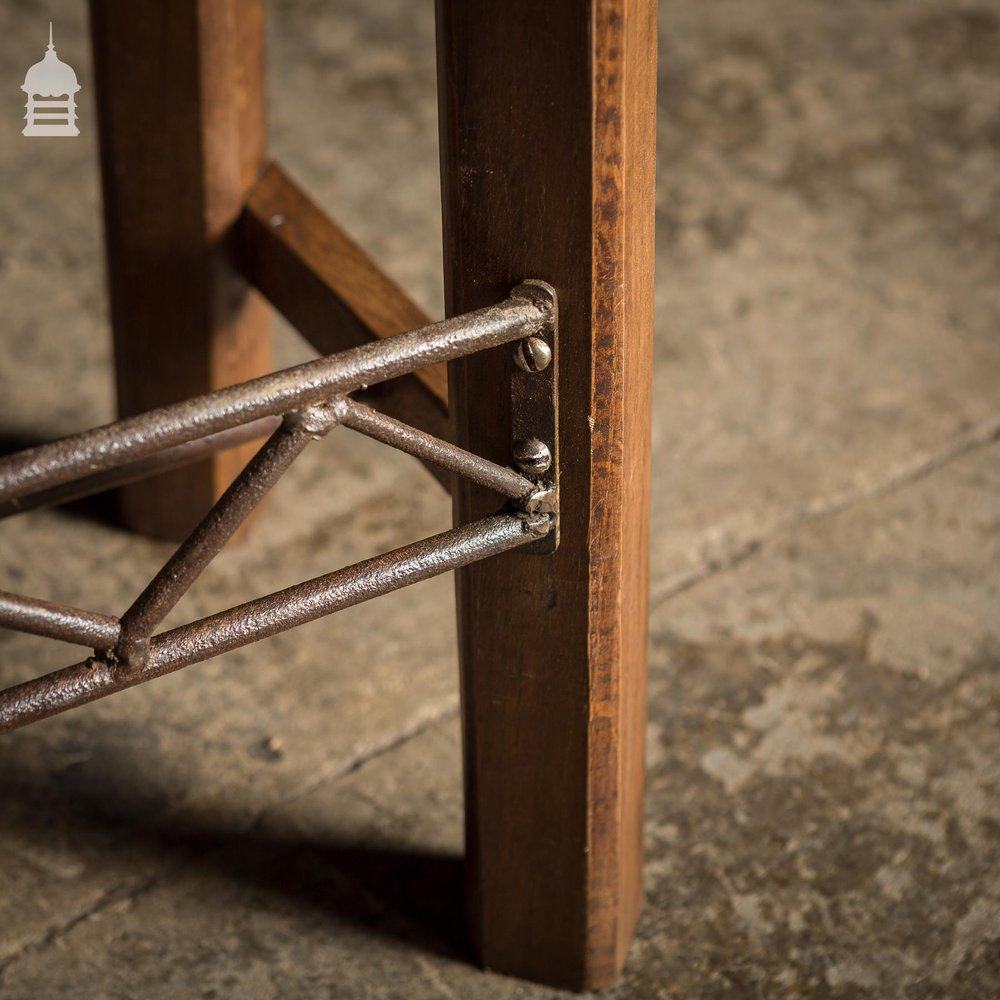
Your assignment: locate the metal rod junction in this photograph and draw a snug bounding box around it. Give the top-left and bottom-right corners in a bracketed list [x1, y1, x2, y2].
[0, 284, 558, 736]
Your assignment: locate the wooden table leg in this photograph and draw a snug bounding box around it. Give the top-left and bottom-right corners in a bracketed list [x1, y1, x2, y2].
[436, 0, 656, 989]
[90, 0, 271, 541]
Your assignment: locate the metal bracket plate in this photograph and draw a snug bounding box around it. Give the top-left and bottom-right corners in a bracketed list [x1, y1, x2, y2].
[510, 280, 559, 554]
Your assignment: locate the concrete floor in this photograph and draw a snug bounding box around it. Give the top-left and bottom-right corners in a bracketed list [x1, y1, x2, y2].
[1, 0, 998, 997]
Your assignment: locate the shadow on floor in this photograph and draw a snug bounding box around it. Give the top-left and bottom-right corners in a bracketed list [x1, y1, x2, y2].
[205, 834, 468, 963]
[0, 725, 469, 967]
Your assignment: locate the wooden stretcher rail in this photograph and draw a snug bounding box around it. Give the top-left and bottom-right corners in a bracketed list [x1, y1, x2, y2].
[240, 162, 450, 454]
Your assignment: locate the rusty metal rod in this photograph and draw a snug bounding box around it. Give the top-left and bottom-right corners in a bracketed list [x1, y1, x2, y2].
[0, 590, 120, 649]
[341, 400, 534, 501]
[0, 513, 547, 734]
[0, 295, 546, 505]
[115, 402, 344, 661]
[0, 417, 281, 520]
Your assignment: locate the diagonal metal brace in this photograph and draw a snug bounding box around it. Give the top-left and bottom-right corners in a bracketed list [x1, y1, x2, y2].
[0, 283, 561, 735]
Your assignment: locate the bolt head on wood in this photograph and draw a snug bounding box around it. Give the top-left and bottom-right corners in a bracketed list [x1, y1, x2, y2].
[513, 337, 552, 373]
[513, 438, 552, 475]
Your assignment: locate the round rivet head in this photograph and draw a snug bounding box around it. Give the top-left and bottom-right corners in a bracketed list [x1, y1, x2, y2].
[513, 336, 552, 373]
[513, 438, 552, 475]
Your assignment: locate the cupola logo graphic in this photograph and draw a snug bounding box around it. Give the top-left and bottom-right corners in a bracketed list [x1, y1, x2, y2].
[21, 23, 81, 136]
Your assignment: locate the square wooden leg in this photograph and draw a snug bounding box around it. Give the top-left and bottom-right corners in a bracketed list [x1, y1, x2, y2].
[436, 0, 657, 989]
[90, 0, 271, 541]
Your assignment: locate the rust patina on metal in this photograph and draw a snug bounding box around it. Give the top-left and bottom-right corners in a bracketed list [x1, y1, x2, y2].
[0, 291, 546, 504]
[0, 417, 282, 520]
[0, 283, 558, 735]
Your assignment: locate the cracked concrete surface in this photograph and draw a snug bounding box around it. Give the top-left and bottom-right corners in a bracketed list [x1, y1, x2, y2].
[1, 0, 998, 996]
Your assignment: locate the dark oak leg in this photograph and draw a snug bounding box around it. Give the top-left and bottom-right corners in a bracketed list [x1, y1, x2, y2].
[90, 0, 271, 541]
[436, 0, 656, 989]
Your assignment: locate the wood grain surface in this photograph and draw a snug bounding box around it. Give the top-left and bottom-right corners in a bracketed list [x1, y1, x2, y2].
[90, 0, 272, 541]
[436, 0, 656, 988]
